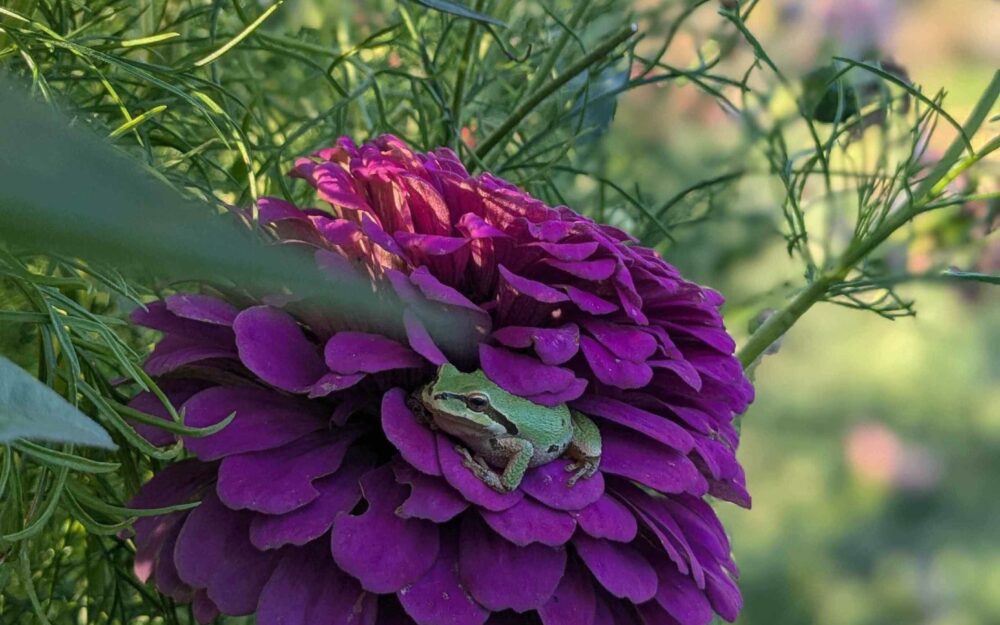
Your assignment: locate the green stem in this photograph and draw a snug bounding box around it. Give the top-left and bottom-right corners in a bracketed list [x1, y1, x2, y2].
[474, 23, 637, 162]
[738, 70, 1000, 370]
[451, 0, 484, 147]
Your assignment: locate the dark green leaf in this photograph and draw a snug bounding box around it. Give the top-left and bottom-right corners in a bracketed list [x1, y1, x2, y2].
[943, 268, 1000, 285]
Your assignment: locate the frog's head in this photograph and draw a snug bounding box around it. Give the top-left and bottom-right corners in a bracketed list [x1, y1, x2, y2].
[420, 364, 518, 439]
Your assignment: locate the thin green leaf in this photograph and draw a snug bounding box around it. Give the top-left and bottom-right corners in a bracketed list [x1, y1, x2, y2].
[193, 1, 284, 67]
[12, 440, 120, 473]
[108, 105, 167, 138]
[407, 0, 506, 27]
[0, 356, 115, 449]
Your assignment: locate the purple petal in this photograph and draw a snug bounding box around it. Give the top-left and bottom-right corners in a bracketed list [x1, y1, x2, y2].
[397, 535, 489, 625]
[308, 372, 366, 398]
[131, 300, 234, 347]
[524, 378, 589, 407]
[564, 286, 618, 315]
[537, 561, 597, 625]
[232, 306, 327, 392]
[325, 332, 425, 374]
[480, 497, 577, 547]
[145, 335, 236, 376]
[572, 533, 658, 603]
[492, 324, 580, 366]
[650, 359, 702, 391]
[382, 388, 442, 476]
[332, 465, 440, 593]
[479, 344, 580, 398]
[257, 542, 375, 625]
[217, 430, 357, 514]
[404, 309, 449, 366]
[204, 529, 280, 615]
[705, 569, 742, 622]
[572, 395, 694, 453]
[547, 258, 617, 281]
[574, 494, 637, 543]
[192, 591, 219, 625]
[165, 293, 238, 326]
[532, 241, 599, 261]
[521, 459, 604, 511]
[654, 561, 714, 625]
[437, 434, 523, 512]
[182, 387, 324, 461]
[581, 319, 658, 362]
[636, 601, 683, 625]
[174, 491, 244, 588]
[580, 336, 653, 390]
[459, 515, 567, 612]
[249, 452, 371, 549]
[600, 425, 707, 495]
[497, 265, 569, 304]
[393, 461, 468, 522]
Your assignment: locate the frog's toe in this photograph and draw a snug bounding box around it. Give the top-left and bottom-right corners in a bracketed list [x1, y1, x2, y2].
[565, 458, 600, 487]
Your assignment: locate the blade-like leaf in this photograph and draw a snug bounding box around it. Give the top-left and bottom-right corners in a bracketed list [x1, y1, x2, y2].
[943, 268, 1000, 285]
[0, 356, 116, 448]
[408, 0, 506, 27]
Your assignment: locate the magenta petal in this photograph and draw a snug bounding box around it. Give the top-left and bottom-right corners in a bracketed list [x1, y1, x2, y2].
[547, 258, 617, 281]
[393, 461, 469, 522]
[397, 535, 489, 625]
[600, 425, 707, 495]
[217, 430, 357, 514]
[520, 458, 604, 511]
[537, 562, 597, 625]
[165, 293, 238, 326]
[479, 344, 580, 398]
[382, 388, 442, 476]
[705, 569, 742, 622]
[437, 434, 523, 512]
[182, 387, 324, 461]
[580, 336, 653, 390]
[492, 324, 580, 366]
[257, 542, 375, 625]
[654, 561, 714, 625]
[325, 331, 425, 374]
[332, 465, 439, 593]
[572, 533, 658, 603]
[524, 378, 589, 407]
[308, 372, 366, 398]
[637, 601, 683, 625]
[459, 515, 567, 612]
[249, 453, 372, 549]
[404, 309, 449, 366]
[233, 306, 326, 392]
[481, 497, 576, 547]
[574, 494, 638, 543]
[572, 395, 694, 453]
[564, 286, 618, 315]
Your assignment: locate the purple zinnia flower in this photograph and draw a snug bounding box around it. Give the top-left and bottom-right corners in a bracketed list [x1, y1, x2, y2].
[127, 136, 753, 625]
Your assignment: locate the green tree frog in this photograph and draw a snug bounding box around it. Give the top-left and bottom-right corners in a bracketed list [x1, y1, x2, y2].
[416, 364, 602, 493]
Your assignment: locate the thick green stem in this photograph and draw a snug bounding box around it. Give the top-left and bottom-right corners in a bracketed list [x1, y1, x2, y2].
[475, 24, 637, 162]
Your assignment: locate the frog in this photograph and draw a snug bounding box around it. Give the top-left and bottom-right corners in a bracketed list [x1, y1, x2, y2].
[415, 363, 601, 493]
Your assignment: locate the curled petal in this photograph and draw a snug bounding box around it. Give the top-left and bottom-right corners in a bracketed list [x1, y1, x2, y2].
[437, 434, 523, 512]
[491, 324, 580, 366]
[574, 494, 637, 543]
[393, 461, 468, 522]
[580, 336, 653, 390]
[165, 293, 238, 326]
[479, 344, 581, 399]
[382, 388, 442, 476]
[397, 534, 489, 625]
[600, 425, 706, 495]
[520, 458, 604, 511]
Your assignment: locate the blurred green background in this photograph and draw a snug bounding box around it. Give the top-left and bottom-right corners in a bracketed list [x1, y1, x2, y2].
[601, 1, 1000, 624]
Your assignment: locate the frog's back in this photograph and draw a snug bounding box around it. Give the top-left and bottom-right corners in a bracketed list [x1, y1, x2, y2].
[518, 402, 573, 466]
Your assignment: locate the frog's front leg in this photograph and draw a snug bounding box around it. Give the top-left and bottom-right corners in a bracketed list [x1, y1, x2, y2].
[456, 438, 534, 493]
[565, 411, 602, 486]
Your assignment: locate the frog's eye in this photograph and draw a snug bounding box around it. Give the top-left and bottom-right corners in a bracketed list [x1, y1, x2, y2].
[465, 393, 490, 412]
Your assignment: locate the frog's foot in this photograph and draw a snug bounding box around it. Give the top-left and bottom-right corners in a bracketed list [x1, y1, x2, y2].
[564, 457, 600, 487]
[455, 445, 509, 493]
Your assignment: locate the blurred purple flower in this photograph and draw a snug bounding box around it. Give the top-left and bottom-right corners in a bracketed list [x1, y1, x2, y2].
[126, 136, 753, 625]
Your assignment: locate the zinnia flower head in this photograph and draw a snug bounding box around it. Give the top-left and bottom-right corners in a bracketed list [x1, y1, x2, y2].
[127, 135, 753, 625]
